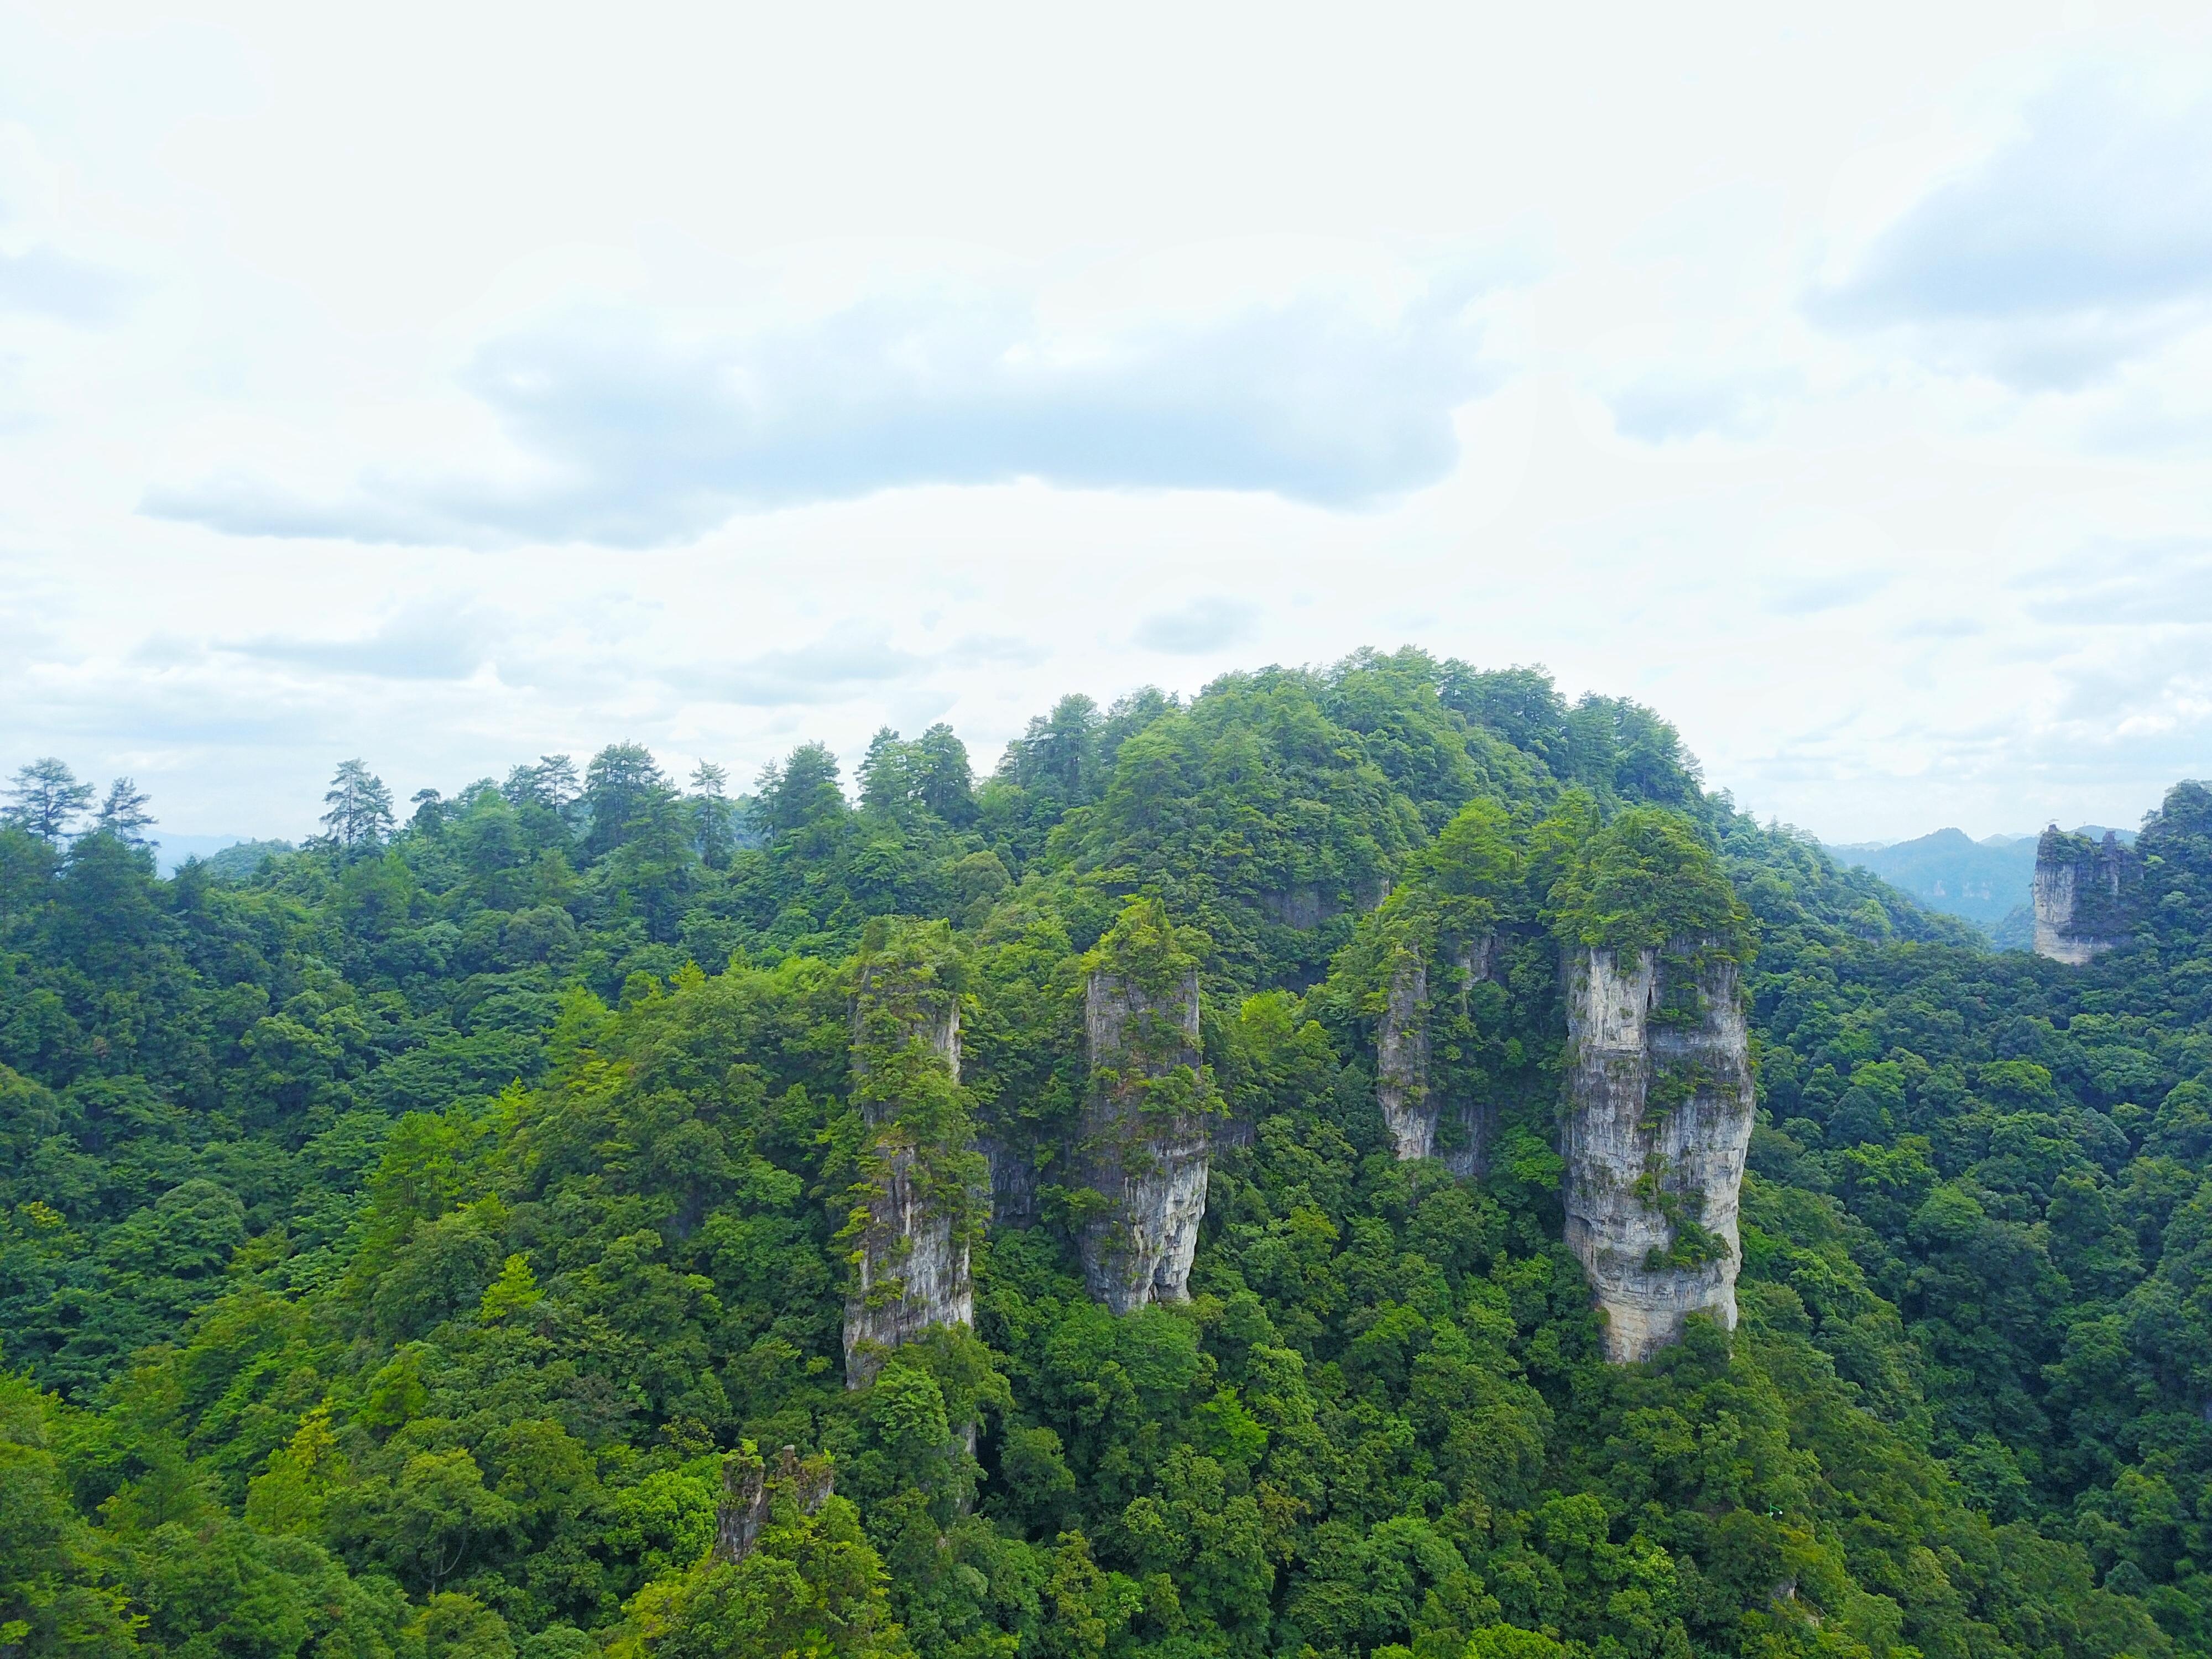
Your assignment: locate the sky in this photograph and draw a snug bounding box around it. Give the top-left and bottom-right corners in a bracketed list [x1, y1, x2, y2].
[6, 2, 2212, 846]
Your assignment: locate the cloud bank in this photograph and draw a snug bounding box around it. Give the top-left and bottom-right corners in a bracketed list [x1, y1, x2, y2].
[147, 278, 1497, 549]
[0, 247, 129, 325]
[1816, 74, 2212, 387]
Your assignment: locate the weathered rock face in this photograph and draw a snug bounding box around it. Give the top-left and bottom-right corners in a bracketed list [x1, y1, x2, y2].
[1079, 968, 1211, 1313]
[1561, 942, 1754, 1364]
[1376, 949, 1434, 1160]
[1439, 933, 1495, 1180]
[1259, 878, 1389, 930]
[844, 967, 974, 1386]
[1260, 886, 1340, 931]
[978, 1133, 1040, 1229]
[2033, 827, 2141, 965]
[714, 1444, 834, 1564]
[1376, 933, 1504, 1172]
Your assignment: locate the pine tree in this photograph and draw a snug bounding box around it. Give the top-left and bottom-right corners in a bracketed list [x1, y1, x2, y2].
[93, 776, 155, 846]
[2, 757, 95, 843]
[320, 759, 395, 850]
[535, 753, 580, 807]
[582, 743, 671, 859]
[688, 761, 737, 866]
[910, 724, 975, 824]
[858, 728, 910, 815]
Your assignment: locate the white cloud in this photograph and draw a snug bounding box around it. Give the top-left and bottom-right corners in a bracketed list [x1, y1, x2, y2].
[9, 7, 2212, 843]
[0, 247, 130, 325]
[146, 275, 1499, 547]
[1134, 597, 1259, 655]
[216, 603, 500, 680]
[1814, 69, 2212, 387]
[1608, 367, 1801, 444]
[2012, 539, 2212, 626]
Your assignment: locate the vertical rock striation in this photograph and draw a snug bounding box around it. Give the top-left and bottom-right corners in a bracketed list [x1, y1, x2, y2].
[714, 1444, 834, 1564]
[978, 1133, 1040, 1230]
[1376, 948, 1433, 1160]
[2033, 827, 2141, 965]
[1079, 965, 1212, 1313]
[844, 951, 976, 1386]
[1439, 932, 1496, 1180]
[1561, 941, 1754, 1363]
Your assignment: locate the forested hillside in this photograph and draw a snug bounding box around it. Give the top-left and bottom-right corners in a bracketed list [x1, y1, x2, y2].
[3, 649, 2207, 1659]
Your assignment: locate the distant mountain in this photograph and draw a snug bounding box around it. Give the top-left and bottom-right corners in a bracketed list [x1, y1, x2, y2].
[1820, 823, 2137, 935]
[154, 834, 295, 877]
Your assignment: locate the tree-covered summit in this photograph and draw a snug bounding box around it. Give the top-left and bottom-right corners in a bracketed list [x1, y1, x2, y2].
[0, 649, 2203, 1659]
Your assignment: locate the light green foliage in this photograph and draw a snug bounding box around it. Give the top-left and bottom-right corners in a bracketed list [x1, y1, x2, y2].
[1549, 807, 1752, 959]
[614, 1490, 910, 1659]
[0, 671, 2201, 1659]
[839, 920, 988, 1297]
[1079, 898, 1222, 1126]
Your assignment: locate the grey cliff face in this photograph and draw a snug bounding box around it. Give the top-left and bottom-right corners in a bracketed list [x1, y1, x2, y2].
[1439, 933, 1495, 1180]
[1561, 942, 1754, 1364]
[1079, 968, 1210, 1313]
[2033, 828, 2140, 965]
[1260, 885, 1340, 931]
[844, 972, 973, 1386]
[979, 1133, 1040, 1229]
[714, 1445, 833, 1565]
[1376, 950, 1434, 1161]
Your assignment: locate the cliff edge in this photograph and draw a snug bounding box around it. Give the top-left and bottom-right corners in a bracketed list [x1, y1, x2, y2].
[2033, 827, 2141, 964]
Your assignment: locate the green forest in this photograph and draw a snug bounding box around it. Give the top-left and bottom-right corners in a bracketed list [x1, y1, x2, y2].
[3, 648, 2209, 1659]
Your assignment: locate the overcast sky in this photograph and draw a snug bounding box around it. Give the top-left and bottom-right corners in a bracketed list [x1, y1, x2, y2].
[6, 2, 2212, 844]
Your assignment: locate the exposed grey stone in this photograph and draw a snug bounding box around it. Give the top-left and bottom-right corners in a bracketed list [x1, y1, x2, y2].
[1376, 948, 1433, 1160]
[713, 1444, 833, 1564]
[1079, 967, 1210, 1313]
[844, 968, 973, 1386]
[2033, 827, 2141, 964]
[1259, 886, 1340, 930]
[1561, 942, 1754, 1363]
[1438, 932, 1496, 1179]
[979, 1131, 1040, 1229]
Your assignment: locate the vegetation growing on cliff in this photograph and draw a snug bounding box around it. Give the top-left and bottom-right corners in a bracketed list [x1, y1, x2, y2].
[0, 653, 2203, 1659]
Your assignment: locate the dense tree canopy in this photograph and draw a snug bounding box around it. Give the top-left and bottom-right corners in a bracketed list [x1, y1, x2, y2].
[0, 654, 2203, 1659]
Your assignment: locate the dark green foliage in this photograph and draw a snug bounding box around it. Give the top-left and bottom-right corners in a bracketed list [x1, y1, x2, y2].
[0, 679, 2201, 1659]
[1548, 807, 1751, 958]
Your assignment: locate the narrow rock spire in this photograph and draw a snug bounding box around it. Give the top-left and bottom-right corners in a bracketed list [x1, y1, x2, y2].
[1375, 946, 1433, 1160]
[1561, 940, 1754, 1363]
[1077, 900, 1218, 1313]
[843, 926, 979, 1386]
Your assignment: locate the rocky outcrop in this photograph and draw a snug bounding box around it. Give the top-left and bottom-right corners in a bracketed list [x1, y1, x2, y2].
[979, 1132, 1040, 1229]
[844, 957, 975, 1386]
[1376, 948, 1433, 1160]
[714, 1444, 834, 1564]
[1561, 942, 1754, 1363]
[2033, 827, 2141, 965]
[1078, 967, 1211, 1312]
[1439, 933, 1496, 1180]
[1259, 877, 1390, 930]
[1376, 932, 1505, 1173]
[1260, 886, 1341, 931]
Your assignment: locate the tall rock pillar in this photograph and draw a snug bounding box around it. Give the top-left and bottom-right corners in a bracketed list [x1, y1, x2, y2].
[1439, 932, 1496, 1180]
[1376, 947, 1434, 1161]
[1077, 919, 1215, 1312]
[1378, 932, 1499, 1172]
[1562, 941, 1754, 1363]
[844, 937, 979, 1386]
[2033, 827, 2141, 965]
